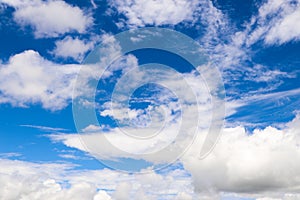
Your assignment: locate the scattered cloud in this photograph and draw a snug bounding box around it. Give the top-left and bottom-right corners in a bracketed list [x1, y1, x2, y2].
[0, 33, 127, 110]
[50, 112, 300, 198]
[0, 0, 93, 38]
[248, 0, 300, 45]
[198, 0, 300, 99]
[0, 50, 79, 110]
[52, 36, 98, 62]
[0, 0, 299, 199]
[53, 63, 222, 165]
[108, 0, 200, 27]
[0, 159, 194, 200]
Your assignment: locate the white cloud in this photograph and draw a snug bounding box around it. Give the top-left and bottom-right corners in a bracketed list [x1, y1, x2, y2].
[265, 7, 300, 44]
[245, 0, 300, 45]
[0, 50, 79, 110]
[113, 182, 131, 200]
[240, 64, 296, 83]
[50, 112, 300, 198]
[182, 113, 300, 196]
[0, 34, 127, 111]
[52, 36, 97, 62]
[51, 63, 220, 164]
[0, 159, 194, 200]
[0, 159, 106, 200]
[108, 0, 200, 27]
[0, 152, 22, 159]
[196, 0, 299, 97]
[20, 124, 68, 132]
[1, 0, 92, 38]
[199, 0, 299, 98]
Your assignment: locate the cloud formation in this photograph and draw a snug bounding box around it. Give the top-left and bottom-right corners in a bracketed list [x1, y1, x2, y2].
[1, 0, 92, 38]
[0, 50, 79, 110]
[109, 0, 200, 27]
[52, 113, 300, 198]
[249, 0, 300, 45]
[182, 113, 300, 197]
[0, 159, 193, 200]
[52, 36, 97, 62]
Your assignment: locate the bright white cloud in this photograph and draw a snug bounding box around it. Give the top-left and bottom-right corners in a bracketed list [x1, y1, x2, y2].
[43, 108, 300, 199]
[0, 50, 79, 110]
[52, 36, 97, 62]
[51, 64, 220, 164]
[182, 113, 300, 196]
[109, 0, 200, 27]
[0, 159, 108, 200]
[246, 0, 300, 45]
[0, 34, 132, 110]
[201, 0, 299, 97]
[0, 159, 194, 200]
[50, 110, 300, 198]
[1, 0, 92, 38]
[265, 7, 300, 44]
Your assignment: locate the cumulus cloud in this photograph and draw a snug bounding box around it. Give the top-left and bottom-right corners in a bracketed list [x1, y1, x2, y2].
[0, 34, 132, 110]
[0, 50, 79, 110]
[0, 159, 109, 200]
[0, 159, 194, 200]
[51, 63, 222, 164]
[1, 0, 92, 38]
[50, 112, 300, 198]
[182, 113, 300, 197]
[108, 0, 200, 27]
[52, 36, 97, 62]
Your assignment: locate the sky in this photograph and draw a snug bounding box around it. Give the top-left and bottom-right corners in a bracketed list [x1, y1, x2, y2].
[0, 0, 300, 199]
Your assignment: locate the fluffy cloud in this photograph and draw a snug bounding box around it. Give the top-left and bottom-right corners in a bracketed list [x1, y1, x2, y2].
[52, 109, 300, 198]
[0, 159, 194, 200]
[0, 159, 110, 200]
[51, 63, 221, 165]
[0, 34, 132, 110]
[182, 113, 300, 197]
[1, 0, 92, 38]
[108, 0, 200, 27]
[52, 36, 97, 62]
[0, 50, 79, 110]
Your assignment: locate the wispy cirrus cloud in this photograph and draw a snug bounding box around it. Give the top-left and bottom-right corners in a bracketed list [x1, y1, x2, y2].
[20, 124, 69, 132]
[246, 0, 300, 46]
[200, 0, 300, 99]
[0, 152, 22, 159]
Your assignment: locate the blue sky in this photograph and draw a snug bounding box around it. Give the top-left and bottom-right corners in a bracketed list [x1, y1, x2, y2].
[0, 0, 300, 199]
